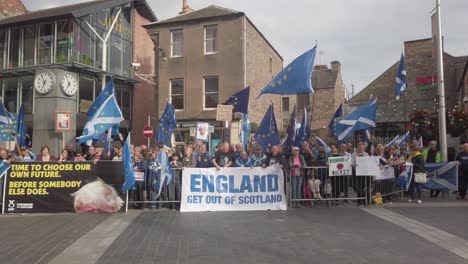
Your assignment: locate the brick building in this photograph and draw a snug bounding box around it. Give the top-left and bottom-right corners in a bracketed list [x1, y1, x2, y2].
[144, 4, 283, 147]
[297, 61, 345, 136]
[0, 0, 157, 153]
[0, 0, 26, 20]
[348, 38, 467, 139]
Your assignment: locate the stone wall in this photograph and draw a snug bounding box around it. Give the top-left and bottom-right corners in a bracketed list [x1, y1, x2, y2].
[0, 0, 26, 20]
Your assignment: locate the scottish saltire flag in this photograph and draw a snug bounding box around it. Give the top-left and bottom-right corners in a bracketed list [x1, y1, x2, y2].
[328, 104, 343, 131]
[76, 91, 124, 146]
[363, 129, 371, 143]
[295, 107, 310, 146]
[396, 163, 413, 191]
[386, 135, 400, 147]
[122, 135, 135, 192]
[0, 98, 13, 125]
[423, 162, 458, 191]
[335, 98, 377, 142]
[254, 104, 280, 151]
[316, 136, 331, 153]
[283, 105, 297, 151]
[157, 102, 177, 147]
[395, 53, 407, 100]
[225, 86, 250, 114]
[16, 105, 27, 147]
[88, 79, 115, 117]
[0, 161, 11, 179]
[397, 131, 410, 147]
[257, 47, 316, 98]
[155, 150, 174, 198]
[417, 136, 423, 148]
[240, 113, 251, 147]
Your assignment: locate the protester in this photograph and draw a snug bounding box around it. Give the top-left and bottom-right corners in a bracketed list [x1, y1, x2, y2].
[109, 143, 123, 161]
[132, 148, 147, 209]
[263, 145, 285, 168]
[35, 146, 57, 161]
[93, 143, 108, 161]
[408, 143, 425, 204]
[423, 141, 442, 198]
[147, 150, 161, 209]
[289, 146, 306, 207]
[196, 144, 212, 168]
[352, 142, 370, 206]
[85, 146, 96, 161]
[251, 145, 266, 167]
[235, 151, 252, 167]
[65, 143, 77, 161]
[456, 143, 468, 200]
[212, 142, 234, 170]
[58, 149, 72, 162]
[17, 147, 36, 162]
[182, 145, 196, 168]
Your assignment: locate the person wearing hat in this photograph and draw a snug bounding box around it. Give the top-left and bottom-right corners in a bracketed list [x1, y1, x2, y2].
[16, 147, 36, 162]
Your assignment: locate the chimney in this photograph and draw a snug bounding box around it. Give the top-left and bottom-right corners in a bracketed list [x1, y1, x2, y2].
[0, 0, 27, 20]
[331, 61, 341, 72]
[179, 0, 194, 15]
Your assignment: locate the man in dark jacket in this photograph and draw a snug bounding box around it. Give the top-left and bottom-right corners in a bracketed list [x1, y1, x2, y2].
[457, 143, 468, 200]
[263, 145, 285, 168]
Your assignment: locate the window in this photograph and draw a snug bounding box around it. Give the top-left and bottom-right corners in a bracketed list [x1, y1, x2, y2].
[37, 23, 53, 65]
[4, 77, 18, 113]
[23, 25, 35, 66]
[204, 25, 217, 54]
[74, 17, 94, 66]
[170, 79, 184, 110]
[56, 20, 69, 63]
[204, 76, 219, 109]
[8, 28, 20, 68]
[21, 76, 34, 114]
[121, 86, 131, 119]
[78, 74, 95, 113]
[282, 97, 290, 112]
[0, 30, 5, 69]
[170, 30, 183, 57]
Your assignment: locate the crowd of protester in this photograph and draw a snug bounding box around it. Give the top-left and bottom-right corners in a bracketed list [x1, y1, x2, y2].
[1, 135, 468, 209]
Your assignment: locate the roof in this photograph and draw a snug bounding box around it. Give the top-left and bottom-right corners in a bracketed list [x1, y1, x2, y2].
[145, 5, 243, 26]
[0, 0, 156, 27]
[312, 66, 339, 89]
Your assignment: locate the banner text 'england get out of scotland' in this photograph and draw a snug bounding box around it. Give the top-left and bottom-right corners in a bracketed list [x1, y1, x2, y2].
[181, 165, 287, 212]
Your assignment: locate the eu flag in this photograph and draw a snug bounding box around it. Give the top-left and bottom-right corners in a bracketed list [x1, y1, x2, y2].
[76, 90, 124, 146]
[335, 98, 377, 142]
[254, 104, 280, 152]
[257, 47, 316, 98]
[157, 102, 177, 147]
[283, 104, 297, 151]
[88, 79, 115, 117]
[295, 107, 310, 147]
[16, 105, 27, 147]
[395, 52, 407, 100]
[225, 86, 250, 114]
[122, 135, 135, 192]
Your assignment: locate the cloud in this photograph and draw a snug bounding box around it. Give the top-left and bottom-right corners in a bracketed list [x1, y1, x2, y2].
[22, 0, 468, 94]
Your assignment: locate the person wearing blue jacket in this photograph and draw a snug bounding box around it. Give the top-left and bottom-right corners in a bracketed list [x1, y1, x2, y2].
[235, 151, 252, 167]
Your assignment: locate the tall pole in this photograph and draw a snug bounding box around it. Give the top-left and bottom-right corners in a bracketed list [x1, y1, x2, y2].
[436, 0, 448, 162]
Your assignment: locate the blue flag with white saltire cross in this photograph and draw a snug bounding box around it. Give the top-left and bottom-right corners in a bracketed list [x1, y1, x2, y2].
[88, 79, 115, 117]
[395, 52, 407, 100]
[335, 98, 377, 142]
[257, 47, 317, 98]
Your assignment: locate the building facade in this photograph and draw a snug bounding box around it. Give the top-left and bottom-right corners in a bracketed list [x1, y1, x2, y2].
[0, 0, 157, 153]
[348, 38, 467, 139]
[144, 5, 283, 146]
[297, 61, 345, 136]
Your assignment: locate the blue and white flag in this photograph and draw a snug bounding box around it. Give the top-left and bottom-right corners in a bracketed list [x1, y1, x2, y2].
[88, 79, 115, 117]
[16, 105, 27, 148]
[395, 52, 407, 100]
[257, 47, 316, 98]
[76, 90, 124, 146]
[0, 161, 11, 179]
[386, 135, 400, 147]
[397, 131, 410, 147]
[328, 104, 343, 132]
[423, 162, 458, 191]
[121, 135, 135, 192]
[335, 98, 377, 142]
[254, 104, 280, 152]
[315, 136, 331, 153]
[155, 150, 174, 198]
[417, 136, 423, 148]
[157, 102, 177, 147]
[0, 98, 13, 125]
[240, 113, 251, 147]
[295, 107, 310, 147]
[282, 105, 297, 152]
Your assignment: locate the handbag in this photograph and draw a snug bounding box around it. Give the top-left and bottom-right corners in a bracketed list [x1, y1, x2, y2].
[414, 172, 427, 183]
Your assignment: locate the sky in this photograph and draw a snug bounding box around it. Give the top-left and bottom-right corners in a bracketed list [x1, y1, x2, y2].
[23, 0, 468, 96]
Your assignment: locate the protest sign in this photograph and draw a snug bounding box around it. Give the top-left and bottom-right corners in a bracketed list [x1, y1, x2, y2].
[216, 104, 233, 121]
[180, 165, 287, 212]
[3, 161, 125, 214]
[355, 156, 380, 176]
[328, 156, 352, 176]
[376, 165, 395, 181]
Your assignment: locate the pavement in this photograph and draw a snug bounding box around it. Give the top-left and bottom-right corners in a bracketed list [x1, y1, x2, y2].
[1, 202, 468, 264]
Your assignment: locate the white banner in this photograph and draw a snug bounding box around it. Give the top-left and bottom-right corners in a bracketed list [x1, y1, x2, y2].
[376, 165, 395, 181]
[180, 165, 287, 212]
[356, 156, 380, 176]
[328, 156, 352, 176]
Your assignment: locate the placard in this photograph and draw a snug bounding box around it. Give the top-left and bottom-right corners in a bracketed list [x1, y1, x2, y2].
[355, 156, 380, 176]
[376, 165, 395, 181]
[195, 122, 209, 142]
[55, 111, 71, 132]
[328, 156, 352, 176]
[216, 104, 233, 121]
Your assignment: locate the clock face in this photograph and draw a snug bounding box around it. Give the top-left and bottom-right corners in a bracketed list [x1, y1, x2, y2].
[60, 73, 78, 96]
[34, 72, 54, 95]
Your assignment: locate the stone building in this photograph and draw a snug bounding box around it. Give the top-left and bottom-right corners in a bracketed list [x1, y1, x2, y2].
[348, 38, 467, 138]
[297, 61, 345, 136]
[0, 0, 157, 153]
[144, 4, 283, 147]
[0, 0, 26, 20]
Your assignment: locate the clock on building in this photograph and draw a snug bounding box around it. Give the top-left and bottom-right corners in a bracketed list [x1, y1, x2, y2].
[60, 73, 78, 96]
[34, 71, 54, 95]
